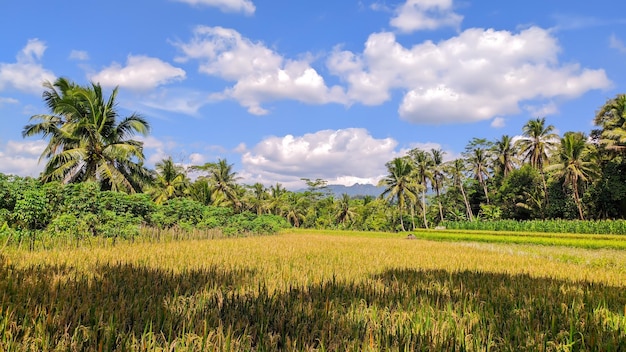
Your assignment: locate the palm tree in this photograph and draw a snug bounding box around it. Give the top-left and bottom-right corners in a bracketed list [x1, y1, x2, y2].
[464, 139, 492, 204]
[335, 193, 357, 227]
[378, 157, 419, 231]
[408, 149, 433, 228]
[22, 78, 151, 193]
[268, 183, 287, 215]
[430, 148, 446, 222]
[516, 117, 559, 198]
[493, 135, 518, 179]
[284, 192, 307, 227]
[245, 183, 268, 215]
[547, 132, 599, 220]
[149, 157, 189, 204]
[594, 94, 626, 151]
[446, 159, 474, 221]
[191, 159, 241, 210]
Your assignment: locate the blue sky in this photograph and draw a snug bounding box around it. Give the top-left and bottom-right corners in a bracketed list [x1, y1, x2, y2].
[1, 0, 625, 189]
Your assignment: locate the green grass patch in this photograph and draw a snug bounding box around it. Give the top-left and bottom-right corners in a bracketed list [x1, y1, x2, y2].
[412, 229, 626, 249]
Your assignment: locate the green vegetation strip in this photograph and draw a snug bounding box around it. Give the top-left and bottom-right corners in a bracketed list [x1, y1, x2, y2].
[413, 229, 626, 249]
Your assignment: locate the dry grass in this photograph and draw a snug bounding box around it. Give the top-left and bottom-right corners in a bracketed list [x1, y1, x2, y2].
[1, 230, 625, 350]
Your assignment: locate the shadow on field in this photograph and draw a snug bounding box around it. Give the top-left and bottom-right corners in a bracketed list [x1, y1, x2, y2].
[1, 259, 625, 350]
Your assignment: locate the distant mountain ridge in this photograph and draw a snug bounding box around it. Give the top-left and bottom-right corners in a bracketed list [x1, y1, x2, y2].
[297, 183, 384, 198]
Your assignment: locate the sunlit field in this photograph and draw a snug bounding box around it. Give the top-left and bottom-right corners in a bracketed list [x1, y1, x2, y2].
[1, 230, 625, 351]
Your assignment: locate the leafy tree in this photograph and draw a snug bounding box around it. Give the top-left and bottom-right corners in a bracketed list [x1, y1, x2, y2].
[22, 78, 151, 193]
[149, 157, 189, 204]
[496, 165, 544, 220]
[284, 192, 307, 227]
[516, 117, 559, 201]
[244, 183, 269, 215]
[430, 148, 446, 223]
[408, 149, 433, 228]
[379, 157, 419, 231]
[492, 134, 518, 180]
[268, 183, 287, 215]
[464, 138, 492, 204]
[594, 94, 626, 151]
[335, 193, 357, 227]
[191, 159, 241, 210]
[445, 159, 474, 221]
[547, 132, 599, 220]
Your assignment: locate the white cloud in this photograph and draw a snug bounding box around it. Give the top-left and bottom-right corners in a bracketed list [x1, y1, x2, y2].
[491, 117, 505, 128]
[175, 26, 347, 115]
[0, 97, 19, 107]
[0, 140, 46, 176]
[609, 34, 626, 54]
[327, 27, 611, 124]
[90, 55, 186, 91]
[69, 50, 89, 61]
[240, 128, 400, 188]
[137, 88, 211, 116]
[390, 0, 463, 33]
[523, 101, 559, 117]
[173, 0, 255, 15]
[0, 39, 56, 94]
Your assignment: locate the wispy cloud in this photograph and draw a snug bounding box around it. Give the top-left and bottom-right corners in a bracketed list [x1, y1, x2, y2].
[609, 33, 626, 54]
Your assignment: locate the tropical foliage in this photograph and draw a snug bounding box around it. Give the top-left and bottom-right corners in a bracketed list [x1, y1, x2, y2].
[6, 80, 626, 244]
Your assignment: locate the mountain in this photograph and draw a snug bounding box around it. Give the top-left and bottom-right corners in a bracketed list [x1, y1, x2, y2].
[325, 183, 385, 198]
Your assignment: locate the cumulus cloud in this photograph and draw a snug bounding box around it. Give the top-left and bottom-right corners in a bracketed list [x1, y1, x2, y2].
[174, 26, 347, 115]
[240, 128, 400, 188]
[327, 26, 611, 124]
[173, 0, 255, 14]
[0, 140, 46, 176]
[0, 39, 56, 94]
[90, 55, 186, 91]
[390, 0, 463, 33]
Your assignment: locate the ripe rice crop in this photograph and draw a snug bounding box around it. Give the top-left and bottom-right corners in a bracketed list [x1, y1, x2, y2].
[0, 230, 625, 351]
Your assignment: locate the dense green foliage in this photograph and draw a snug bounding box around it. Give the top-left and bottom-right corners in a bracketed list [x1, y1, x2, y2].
[0, 176, 289, 249]
[7, 80, 626, 242]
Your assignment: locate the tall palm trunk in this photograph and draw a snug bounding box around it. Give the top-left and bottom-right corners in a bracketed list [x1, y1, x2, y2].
[460, 183, 473, 221]
[421, 188, 428, 229]
[478, 174, 490, 204]
[435, 186, 444, 222]
[572, 181, 585, 220]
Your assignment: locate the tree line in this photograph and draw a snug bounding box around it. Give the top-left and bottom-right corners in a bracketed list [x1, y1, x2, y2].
[2, 78, 626, 242]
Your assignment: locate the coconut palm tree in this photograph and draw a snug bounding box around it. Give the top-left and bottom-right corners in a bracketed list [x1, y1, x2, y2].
[268, 183, 287, 215]
[191, 159, 241, 210]
[493, 135, 518, 179]
[335, 193, 357, 227]
[284, 192, 307, 227]
[245, 183, 269, 215]
[430, 148, 446, 222]
[516, 117, 559, 198]
[22, 78, 151, 193]
[446, 159, 473, 221]
[547, 132, 599, 220]
[378, 157, 419, 231]
[464, 139, 492, 204]
[408, 149, 434, 228]
[149, 157, 189, 204]
[594, 94, 626, 151]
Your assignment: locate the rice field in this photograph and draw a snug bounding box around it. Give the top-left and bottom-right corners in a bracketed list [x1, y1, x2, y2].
[1, 230, 625, 351]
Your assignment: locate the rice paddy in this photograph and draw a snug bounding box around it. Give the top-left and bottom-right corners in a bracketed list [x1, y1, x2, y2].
[1, 230, 625, 351]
